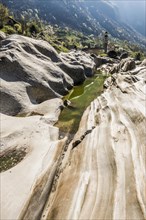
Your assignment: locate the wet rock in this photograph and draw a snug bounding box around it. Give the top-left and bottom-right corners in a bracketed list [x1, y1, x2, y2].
[63, 99, 71, 107]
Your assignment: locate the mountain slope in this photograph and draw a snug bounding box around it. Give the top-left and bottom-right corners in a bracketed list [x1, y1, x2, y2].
[1, 0, 146, 47]
[113, 0, 146, 37]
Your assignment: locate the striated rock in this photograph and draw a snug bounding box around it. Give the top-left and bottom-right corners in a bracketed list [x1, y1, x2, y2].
[110, 63, 119, 74]
[120, 58, 136, 71]
[109, 58, 136, 74]
[0, 113, 67, 220]
[1, 34, 146, 220]
[41, 66, 146, 220]
[98, 63, 114, 75]
[0, 93, 66, 220]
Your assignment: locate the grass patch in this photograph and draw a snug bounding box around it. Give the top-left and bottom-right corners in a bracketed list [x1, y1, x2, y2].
[0, 148, 27, 172]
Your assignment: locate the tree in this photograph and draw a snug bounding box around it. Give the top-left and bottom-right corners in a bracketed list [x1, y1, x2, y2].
[19, 10, 42, 35]
[0, 4, 9, 28]
[29, 22, 39, 35]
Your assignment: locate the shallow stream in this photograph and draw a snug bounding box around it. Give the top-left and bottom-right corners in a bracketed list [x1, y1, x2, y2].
[56, 73, 107, 137]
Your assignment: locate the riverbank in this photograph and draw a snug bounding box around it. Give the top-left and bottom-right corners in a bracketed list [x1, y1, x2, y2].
[0, 33, 146, 220]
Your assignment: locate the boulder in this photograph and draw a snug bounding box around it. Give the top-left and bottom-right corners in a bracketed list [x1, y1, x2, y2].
[108, 57, 137, 74]
[109, 58, 136, 74]
[58, 62, 85, 85]
[0, 34, 94, 116]
[120, 58, 136, 71]
[107, 50, 118, 59]
[60, 50, 95, 77]
[94, 55, 114, 68]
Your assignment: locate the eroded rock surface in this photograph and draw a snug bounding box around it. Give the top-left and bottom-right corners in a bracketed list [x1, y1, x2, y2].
[41, 66, 146, 220]
[0, 34, 96, 220]
[60, 50, 95, 77]
[110, 58, 136, 74]
[0, 33, 146, 220]
[0, 92, 68, 219]
[0, 34, 94, 116]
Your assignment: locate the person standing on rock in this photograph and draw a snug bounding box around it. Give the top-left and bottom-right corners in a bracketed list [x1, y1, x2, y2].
[103, 31, 108, 53]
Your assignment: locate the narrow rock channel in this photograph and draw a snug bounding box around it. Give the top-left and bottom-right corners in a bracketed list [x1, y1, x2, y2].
[1, 34, 146, 220]
[57, 73, 107, 137]
[42, 66, 146, 220]
[35, 73, 108, 219]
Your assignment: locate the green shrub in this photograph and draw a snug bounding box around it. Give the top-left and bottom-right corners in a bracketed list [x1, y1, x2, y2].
[54, 44, 69, 53]
[14, 23, 22, 33]
[1, 25, 16, 34]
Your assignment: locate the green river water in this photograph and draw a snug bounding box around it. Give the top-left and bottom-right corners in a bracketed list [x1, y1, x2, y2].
[0, 74, 106, 173]
[56, 73, 107, 136]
